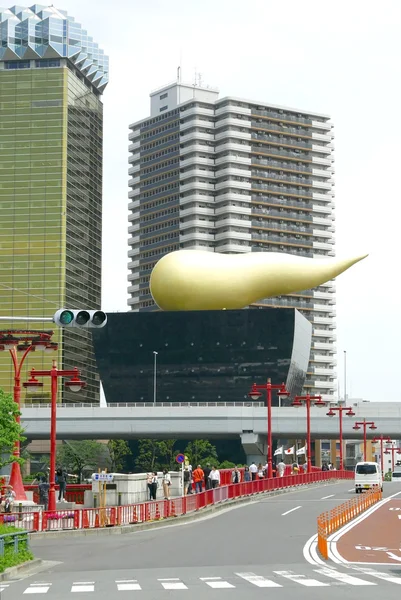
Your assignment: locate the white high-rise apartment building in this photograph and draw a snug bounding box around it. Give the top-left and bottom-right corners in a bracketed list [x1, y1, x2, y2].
[128, 80, 336, 399]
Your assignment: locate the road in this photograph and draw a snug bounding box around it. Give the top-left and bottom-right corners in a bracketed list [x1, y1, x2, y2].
[3, 481, 401, 598]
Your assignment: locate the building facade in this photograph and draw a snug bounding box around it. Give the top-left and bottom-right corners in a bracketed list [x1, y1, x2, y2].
[93, 309, 312, 405]
[0, 6, 108, 403]
[128, 80, 335, 400]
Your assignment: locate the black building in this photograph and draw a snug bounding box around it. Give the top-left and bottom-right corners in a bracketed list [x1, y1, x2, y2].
[92, 309, 311, 405]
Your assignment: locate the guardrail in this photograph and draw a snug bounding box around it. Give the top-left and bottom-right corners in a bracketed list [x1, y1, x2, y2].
[317, 486, 382, 559]
[0, 530, 30, 556]
[4, 470, 354, 534]
[20, 401, 266, 408]
[24, 484, 91, 505]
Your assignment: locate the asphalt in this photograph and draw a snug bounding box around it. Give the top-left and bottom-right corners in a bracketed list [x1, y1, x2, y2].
[3, 481, 401, 599]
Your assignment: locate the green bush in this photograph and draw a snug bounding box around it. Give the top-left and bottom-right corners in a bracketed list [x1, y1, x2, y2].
[0, 525, 34, 572]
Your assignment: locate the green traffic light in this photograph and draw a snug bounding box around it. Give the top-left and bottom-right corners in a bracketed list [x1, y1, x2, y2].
[59, 310, 74, 325]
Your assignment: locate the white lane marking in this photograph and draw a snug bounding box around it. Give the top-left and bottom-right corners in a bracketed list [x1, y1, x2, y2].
[158, 578, 188, 590]
[116, 579, 141, 591]
[200, 577, 235, 589]
[348, 488, 355, 492]
[24, 585, 51, 594]
[236, 572, 282, 587]
[282, 505, 301, 516]
[71, 582, 95, 593]
[351, 566, 401, 585]
[321, 494, 335, 499]
[314, 567, 376, 586]
[274, 570, 329, 587]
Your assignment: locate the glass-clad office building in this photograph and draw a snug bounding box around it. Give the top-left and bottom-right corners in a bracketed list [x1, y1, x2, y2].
[0, 6, 108, 403]
[93, 309, 312, 405]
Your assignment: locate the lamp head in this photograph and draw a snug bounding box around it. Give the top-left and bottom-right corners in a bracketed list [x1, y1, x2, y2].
[248, 383, 262, 401]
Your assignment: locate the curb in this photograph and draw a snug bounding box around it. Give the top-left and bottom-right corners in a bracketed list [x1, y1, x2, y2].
[0, 558, 44, 581]
[30, 480, 339, 541]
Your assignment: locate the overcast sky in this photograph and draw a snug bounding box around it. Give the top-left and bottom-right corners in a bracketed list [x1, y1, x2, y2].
[57, 0, 400, 402]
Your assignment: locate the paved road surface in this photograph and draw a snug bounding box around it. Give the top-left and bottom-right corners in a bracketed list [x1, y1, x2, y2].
[4, 481, 401, 599]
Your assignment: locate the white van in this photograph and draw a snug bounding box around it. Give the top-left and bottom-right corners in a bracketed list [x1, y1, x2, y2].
[355, 462, 383, 493]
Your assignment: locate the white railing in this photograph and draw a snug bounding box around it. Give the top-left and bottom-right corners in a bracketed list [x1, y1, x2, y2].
[21, 401, 266, 409]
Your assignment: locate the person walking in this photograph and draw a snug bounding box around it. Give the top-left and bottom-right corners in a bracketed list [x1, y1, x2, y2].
[183, 466, 191, 496]
[38, 477, 50, 511]
[162, 469, 171, 499]
[56, 466, 67, 502]
[257, 463, 264, 479]
[231, 466, 241, 484]
[147, 472, 153, 500]
[244, 466, 251, 482]
[249, 462, 258, 481]
[209, 466, 220, 488]
[150, 472, 158, 500]
[277, 460, 286, 477]
[192, 465, 204, 493]
[203, 464, 212, 490]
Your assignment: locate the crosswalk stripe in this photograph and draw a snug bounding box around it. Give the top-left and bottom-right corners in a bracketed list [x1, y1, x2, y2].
[200, 577, 235, 589]
[236, 572, 282, 587]
[351, 567, 401, 585]
[315, 567, 376, 586]
[274, 570, 329, 587]
[116, 579, 142, 591]
[158, 578, 188, 590]
[24, 583, 52, 594]
[71, 582, 95, 593]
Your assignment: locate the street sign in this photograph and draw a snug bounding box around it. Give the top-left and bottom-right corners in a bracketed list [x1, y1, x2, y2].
[176, 454, 185, 464]
[92, 473, 113, 482]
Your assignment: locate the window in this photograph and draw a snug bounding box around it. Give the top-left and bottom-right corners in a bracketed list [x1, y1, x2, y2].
[35, 59, 61, 68]
[5, 60, 30, 70]
[160, 93, 168, 100]
[160, 105, 168, 112]
[356, 464, 377, 475]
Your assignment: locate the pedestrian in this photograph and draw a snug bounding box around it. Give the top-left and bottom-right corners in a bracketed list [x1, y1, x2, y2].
[302, 462, 308, 473]
[244, 466, 251, 482]
[257, 463, 264, 479]
[231, 466, 241, 484]
[187, 464, 193, 494]
[38, 477, 50, 510]
[203, 463, 212, 490]
[150, 472, 158, 500]
[209, 466, 220, 488]
[4, 485, 16, 513]
[249, 462, 258, 481]
[277, 460, 286, 477]
[162, 469, 171, 500]
[192, 465, 204, 493]
[292, 462, 300, 475]
[56, 466, 67, 502]
[183, 466, 191, 496]
[147, 472, 153, 500]
[322, 462, 329, 472]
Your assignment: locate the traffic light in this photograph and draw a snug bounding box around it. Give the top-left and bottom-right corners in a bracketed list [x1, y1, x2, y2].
[53, 309, 107, 328]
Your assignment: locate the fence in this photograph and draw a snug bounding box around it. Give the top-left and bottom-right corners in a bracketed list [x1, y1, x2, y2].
[317, 486, 382, 559]
[0, 530, 30, 557]
[1, 470, 354, 534]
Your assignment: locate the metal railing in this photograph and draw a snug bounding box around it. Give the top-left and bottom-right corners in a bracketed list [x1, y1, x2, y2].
[0, 530, 30, 556]
[20, 401, 266, 409]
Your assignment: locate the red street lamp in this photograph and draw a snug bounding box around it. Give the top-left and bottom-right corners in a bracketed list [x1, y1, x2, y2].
[0, 330, 56, 501]
[326, 406, 355, 470]
[384, 444, 401, 472]
[24, 361, 85, 511]
[248, 378, 290, 478]
[372, 435, 392, 475]
[292, 393, 325, 473]
[353, 420, 377, 462]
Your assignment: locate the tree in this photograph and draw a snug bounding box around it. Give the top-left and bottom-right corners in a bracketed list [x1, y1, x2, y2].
[135, 439, 167, 472]
[57, 440, 107, 482]
[107, 440, 132, 472]
[184, 440, 218, 467]
[0, 388, 26, 470]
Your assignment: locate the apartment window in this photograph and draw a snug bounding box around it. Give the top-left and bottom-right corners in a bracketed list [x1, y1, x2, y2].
[4, 60, 30, 69]
[160, 105, 168, 112]
[160, 93, 168, 100]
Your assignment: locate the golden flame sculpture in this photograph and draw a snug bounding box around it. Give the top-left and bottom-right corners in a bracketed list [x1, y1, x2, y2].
[149, 250, 368, 311]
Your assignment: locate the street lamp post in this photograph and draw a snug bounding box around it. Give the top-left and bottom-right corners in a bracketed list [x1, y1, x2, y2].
[248, 379, 290, 478]
[23, 361, 85, 511]
[153, 351, 158, 406]
[371, 434, 391, 474]
[353, 420, 377, 462]
[384, 444, 401, 473]
[292, 394, 326, 473]
[326, 405, 355, 470]
[0, 330, 57, 501]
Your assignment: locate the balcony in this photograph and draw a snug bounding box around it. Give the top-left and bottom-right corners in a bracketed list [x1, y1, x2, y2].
[252, 157, 312, 174]
[252, 132, 312, 149]
[252, 203, 313, 220]
[253, 232, 313, 247]
[252, 108, 313, 125]
[252, 181, 313, 198]
[252, 169, 313, 186]
[251, 220, 312, 235]
[251, 145, 312, 162]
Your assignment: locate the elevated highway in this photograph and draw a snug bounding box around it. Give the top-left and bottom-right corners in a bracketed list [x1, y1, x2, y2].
[20, 401, 401, 441]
